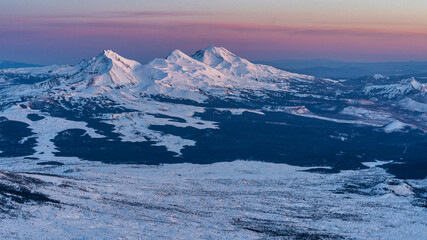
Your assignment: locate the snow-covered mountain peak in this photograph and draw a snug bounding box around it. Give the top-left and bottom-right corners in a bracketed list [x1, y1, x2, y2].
[200, 46, 235, 58]
[192, 46, 238, 68]
[164, 49, 218, 69]
[134, 49, 235, 102]
[409, 78, 427, 92]
[89, 50, 140, 72]
[101, 49, 120, 59]
[78, 50, 141, 86]
[166, 50, 193, 61]
[192, 46, 313, 81]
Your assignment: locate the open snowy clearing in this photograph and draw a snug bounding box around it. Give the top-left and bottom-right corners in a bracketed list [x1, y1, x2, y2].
[0, 159, 425, 240]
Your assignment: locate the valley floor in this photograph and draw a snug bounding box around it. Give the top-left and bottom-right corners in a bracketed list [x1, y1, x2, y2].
[0, 158, 426, 240]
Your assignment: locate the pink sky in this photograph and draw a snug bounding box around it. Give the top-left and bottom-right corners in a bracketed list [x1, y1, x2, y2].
[2, 1, 427, 64]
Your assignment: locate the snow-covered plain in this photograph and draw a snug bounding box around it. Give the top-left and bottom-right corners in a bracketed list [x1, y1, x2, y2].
[1, 105, 104, 158]
[0, 159, 426, 240]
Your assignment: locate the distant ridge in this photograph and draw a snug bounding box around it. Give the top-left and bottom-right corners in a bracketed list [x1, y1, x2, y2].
[0, 61, 41, 69]
[255, 59, 427, 78]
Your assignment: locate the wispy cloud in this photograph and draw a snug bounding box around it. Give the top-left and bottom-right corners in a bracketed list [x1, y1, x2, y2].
[107, 11, 208, 18]
[187, 22, 427, 39]
[4, 17, 424, 39]
[2, 10, 208, 22]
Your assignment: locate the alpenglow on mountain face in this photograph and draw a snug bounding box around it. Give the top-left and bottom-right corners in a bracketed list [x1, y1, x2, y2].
[0, 46, 426, 178]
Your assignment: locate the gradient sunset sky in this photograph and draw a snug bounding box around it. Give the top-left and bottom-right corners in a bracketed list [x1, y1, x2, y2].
[2, 0, 427, 64]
